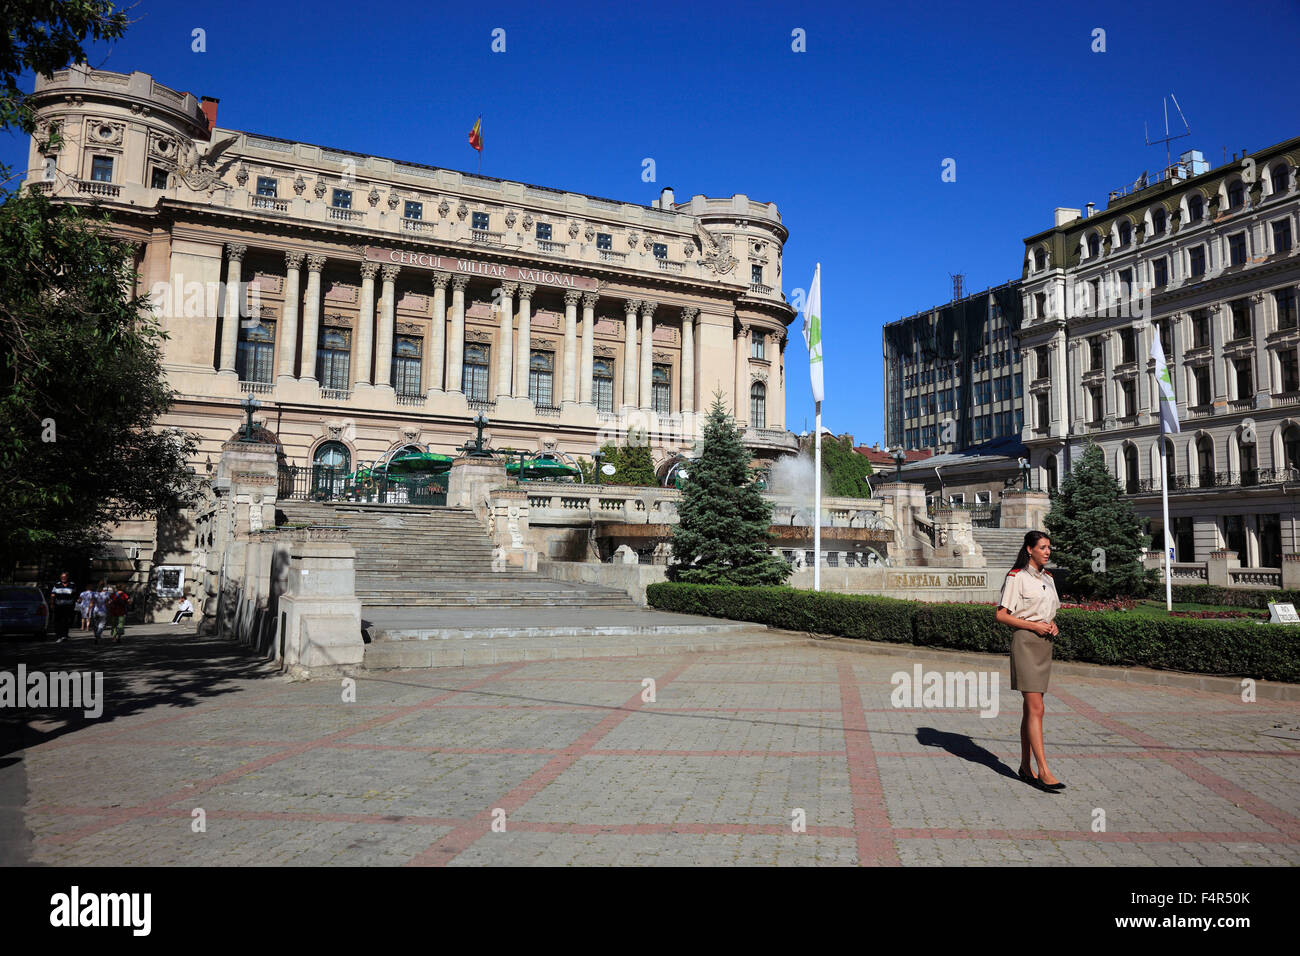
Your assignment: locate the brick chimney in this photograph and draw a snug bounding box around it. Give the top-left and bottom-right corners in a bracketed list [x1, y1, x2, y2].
[199, 96, 219, 136]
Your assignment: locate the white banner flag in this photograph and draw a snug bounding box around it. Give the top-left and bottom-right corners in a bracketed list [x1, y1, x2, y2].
[1151, 325, 1180, 434]
[802, 264, 823, 403]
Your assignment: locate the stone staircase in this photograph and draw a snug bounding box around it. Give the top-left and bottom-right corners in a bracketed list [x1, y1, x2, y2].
[972, 527, 1030, 575]
[276, 501, 636, 609]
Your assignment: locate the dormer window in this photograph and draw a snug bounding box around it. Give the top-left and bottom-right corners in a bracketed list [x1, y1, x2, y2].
[1118, 221, 1132, 248]
[1086, 233, 1101, 258]
[1188, 194, 1204, 223]
[1151, 207, 1166, 236]
[1271, 164, 1290, 195]
[1227, 181, 1246, 210]
[1033, 248, 1046, 271]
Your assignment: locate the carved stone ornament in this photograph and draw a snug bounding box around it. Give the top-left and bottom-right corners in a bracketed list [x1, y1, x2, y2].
[584, 225, 596, 241]
[653, 350, 672, 362]
[367, 186, 381, 207]
[86, 117, 124, 146]
[456, 202, 469, 220]
[148, 132, 176, 159]
[293, 174, 306, 196]
[505, 210, 518, 228]
[695, 223, 737, 275]
[387, 190, 400, 210]
[522, 213, 534, 230]
[438, 198, 450, 218]
[235, 163, 249, 186]
[594, 345, 616, 358]
[643, 236, 655, 251]
[396, 320, 421, 335]
[684, 241, 695, 257]
[313, 179, 327, 199]
[569, 221, 580, 239]
[750, 369, 769, 383]
[627, 232, 640, 249]
[402, 427, 420, 443]
[327, 424, 344, 440]
[176, 134, 238, 192]
[466, 329, 493, 344]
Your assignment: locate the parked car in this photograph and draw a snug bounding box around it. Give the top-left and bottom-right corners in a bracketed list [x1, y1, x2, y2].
[0, 585, 49, 639]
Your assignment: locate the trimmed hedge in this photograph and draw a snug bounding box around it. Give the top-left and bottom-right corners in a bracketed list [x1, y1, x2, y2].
[646, 582, 1300, 683]
[1165, 584, 1300, 609]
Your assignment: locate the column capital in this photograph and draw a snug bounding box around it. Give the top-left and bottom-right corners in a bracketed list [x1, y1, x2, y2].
[581, 291, 599, 308]
[306, 253, 327, 273]
[564, 289, 581, 306]
[681, 306, 699, 323]
[517, 283, 535, 300]
[285, 250, 305, 270]
[624, 298, 642, 314]
[500, 282, 518, 297]
[452, 275, 470, 292]
[432, 270, 451, 290]
[359, 260, 380, 280]
[640, 300, 657, 318]
[736, 323, 751, 340]
[381, 263, 401, 282]
[226, 242, 247, 262]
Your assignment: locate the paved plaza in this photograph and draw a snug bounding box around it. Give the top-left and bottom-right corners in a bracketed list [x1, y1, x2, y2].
[2, 624, 1298, 866]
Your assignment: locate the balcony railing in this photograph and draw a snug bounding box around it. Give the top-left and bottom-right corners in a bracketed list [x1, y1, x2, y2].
[467, 398, 496, 412]
[328, 206, 360, 222]
[76, 179, 121, 197]
[250, 194, 288, 213]
[1127, 468, 1298, 494]
[537, 239, 566, 254]
[657, 259, 684, 273]
[598, 249, 627, 263]
[401, 217, 428, 233]
[320, 387, 351, 401]
[534, 404, 561, 418]
[470, 229, 503, 246]
[396, 392, 424, 406]
[749, 283, 773, 295]
[239, 380, 275, 395]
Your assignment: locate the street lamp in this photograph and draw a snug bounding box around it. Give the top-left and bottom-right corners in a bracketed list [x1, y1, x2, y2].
[464, 411, 491, 457]
[239, 392, 261, 442]
[592, 449, 605, 485]
[890, 447, 906, 483]
[1017, 457, 1030, 490]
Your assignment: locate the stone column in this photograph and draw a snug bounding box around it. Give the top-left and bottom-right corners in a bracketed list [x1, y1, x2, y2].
[218, 243, 247, 375]
[514, 283, 534, 400]
[1068, 339, 1084, 429]
[299, 253, 326, 384]
[354, 261, 378, 388]
[1135, 322, 1151, 418]
[429, 271, 449, 393]
[277, 251, 303, 383]
[1050, 325, 1068, 436]
[1170, 312, 1186, 417]
[639, 300, 657, 410]
[580, 292, 597, 404]
[734, 324, 750, 423]
[1100, 329, 1114, 420]
[1210, 304, 1226, 402]
[622, 299, 641, 408]
[373, 263, 399, 391]
[447, 276, 468, 393]
[1252, 291, 1270, 406]
[681, 307, 697, 415]
[497, 282, 517, 400]
[562, 290, 580, 403]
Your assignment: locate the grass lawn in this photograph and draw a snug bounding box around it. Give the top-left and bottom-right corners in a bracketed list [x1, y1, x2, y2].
[1128, 600, 1264, 618]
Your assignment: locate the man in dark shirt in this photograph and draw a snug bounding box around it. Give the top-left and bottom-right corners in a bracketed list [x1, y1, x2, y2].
[49, 572, 77, 642]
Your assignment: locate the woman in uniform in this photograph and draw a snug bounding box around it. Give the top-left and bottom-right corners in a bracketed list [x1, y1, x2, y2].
[994, 530, 1065, 793]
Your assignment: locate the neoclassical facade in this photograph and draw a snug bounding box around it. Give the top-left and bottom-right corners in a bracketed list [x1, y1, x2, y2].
[1018, 136, 1300, 568]
[23, 66, 797, 486]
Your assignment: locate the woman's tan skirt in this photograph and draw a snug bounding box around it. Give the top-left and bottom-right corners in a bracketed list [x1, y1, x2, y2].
[1010, 628, 1053, 693]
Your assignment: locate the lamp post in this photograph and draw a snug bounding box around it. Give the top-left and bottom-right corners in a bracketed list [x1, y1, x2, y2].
[465, 411, 491, 457]
[1017, 456, 1030, 491]
[239, 393, 261, 442]
[592, 449, 604, 485]
[891, 447, 906, 483]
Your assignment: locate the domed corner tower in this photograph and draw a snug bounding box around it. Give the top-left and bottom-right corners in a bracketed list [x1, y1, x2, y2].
[23, 64, 213, 204]
[676, 193, 798, 446]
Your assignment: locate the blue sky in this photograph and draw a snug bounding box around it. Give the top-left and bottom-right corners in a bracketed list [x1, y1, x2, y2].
[4, 0, 1297, 446]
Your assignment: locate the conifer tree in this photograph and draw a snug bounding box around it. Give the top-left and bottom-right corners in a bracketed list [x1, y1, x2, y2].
[667, 395, 790, 585]
[1043, 441, 1151, 598]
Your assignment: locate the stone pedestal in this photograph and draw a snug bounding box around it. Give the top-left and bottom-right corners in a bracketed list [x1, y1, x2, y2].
[448, 456, 508, 522]
[276, 533, 363, 672]
[1206, 549, 1240, 587]
[1000, 489, 1051, 530]
[1281, 553, 1300, 590]
[486, 489, 536, 571]
[929, 508, 984, 568]
[878, 482, 927, 566]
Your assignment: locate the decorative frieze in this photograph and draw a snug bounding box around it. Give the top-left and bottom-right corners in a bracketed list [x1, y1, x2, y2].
[324, 282, 358, 302]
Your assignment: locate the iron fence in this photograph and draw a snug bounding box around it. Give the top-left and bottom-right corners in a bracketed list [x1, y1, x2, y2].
[277, 464, 448, 505]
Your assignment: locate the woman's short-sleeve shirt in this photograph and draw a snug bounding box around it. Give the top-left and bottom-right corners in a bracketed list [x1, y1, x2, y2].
[997, 564, 1060, 623]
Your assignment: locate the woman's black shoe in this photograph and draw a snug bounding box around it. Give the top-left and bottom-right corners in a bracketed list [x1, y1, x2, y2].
[1039, 780, 1066, 791]
[1019, 767, 1061, 792]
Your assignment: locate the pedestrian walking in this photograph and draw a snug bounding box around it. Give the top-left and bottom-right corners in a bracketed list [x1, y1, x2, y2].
[77, 586, 95, 631]
[49, 572, 77, 642]
[994, 530, 1065, 794]
[90, 581, 111, 643]
[106, 586, 132, 644]
[171, 593, 194, 625]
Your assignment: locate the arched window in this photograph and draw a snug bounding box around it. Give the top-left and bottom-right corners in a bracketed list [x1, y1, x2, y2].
[1227, 181, 1246, 210]
[312, 441, 350, 499]
[1087, 233, 1101, 258]
[1270, 163, 1290, 196]
[1045, 454, 1058, 493]
[1118, 221, 1132, 248]
[592, 358, 614, 414]
[1284, 425, 1300, 475]
[749, 381, 766, 429]
[1187, 194, 1204, 224]
[462, 343, 489, 401]
[1151, 207, 1166, 237]
[1196, 435, 1215, 487]
[528, 350, 554, 407]
[1034, 247, 1047, 271]
[1123, 445, 1139, 494]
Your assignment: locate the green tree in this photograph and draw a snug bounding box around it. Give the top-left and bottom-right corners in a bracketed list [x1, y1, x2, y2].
[1043, 441, 1151, 598]
[667, 395, 790, 585]
[588, 441, 656, 486]
[802, 433, 875, 498]
[1, 185, 199, 574]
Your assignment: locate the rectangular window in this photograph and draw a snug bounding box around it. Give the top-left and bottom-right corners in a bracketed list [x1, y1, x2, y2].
[1234, 356, 1252, 398]
[653, 243, 667, 259]
[1089, 385, 1103, 421]
[1277, 288, 1298, 330]
[1223, 515, 1246, 560]
[593, 358, 614, 413]
[1158, 319, 1173, 359]
[1192, 309, 1210, 348]
[316, 327, 351, 390]
[1273, 219, 1293, 253]
[1153, 257, 1168, 288]
[331, 188, 352, 209]
[404, 200, 423, 220]
[1230, 299, 1251, 340]
[1035, 347, 1049, 378]
[751, 335, 765, 360]
[1089, 278, 1100, 310]
[1194, 365, 1211, 405]
[1189, 245, 1206, 277]
[1118, 268, 1133, 297]
[236, 319, 275, 384]
[1122, 379, 1136, 417]
[256, 176, 277, 197]
[90, 155, 113, 182]
[393, 335, 422, 396]
[1036, 393, 1049, 429]
[150, 167, 169, 189]
[652, 364, 671, 416]
[751, 264, 763, 284]
[1089, 337, 1103, 372]
[1281, 350, 1300, 393]
[462, 343, 490, 401]
[528, 351, 554, 407]
[471, 211, 490, 230]
[1229, 232, 1248, 266]
[1120, 328, 1136, 364]
[536, 222, 552, 241]
[1174, 516, 1195, 562]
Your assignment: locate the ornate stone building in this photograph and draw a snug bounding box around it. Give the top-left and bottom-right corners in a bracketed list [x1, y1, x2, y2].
[1017, 136, 1300, 575]
[22, 66, 797, 591]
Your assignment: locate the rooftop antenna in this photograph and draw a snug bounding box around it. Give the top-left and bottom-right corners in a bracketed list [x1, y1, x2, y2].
[949, 272, 964, 302]
[1145, 94, 1191, 177]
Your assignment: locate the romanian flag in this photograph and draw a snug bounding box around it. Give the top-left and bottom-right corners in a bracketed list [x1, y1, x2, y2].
[468, 117, 483, 152]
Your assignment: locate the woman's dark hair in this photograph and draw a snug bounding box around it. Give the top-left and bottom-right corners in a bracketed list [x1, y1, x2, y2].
[1010, 530, 1050, 571]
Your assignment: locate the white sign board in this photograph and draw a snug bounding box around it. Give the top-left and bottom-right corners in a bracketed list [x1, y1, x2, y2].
[1267, 602, 1299, 625]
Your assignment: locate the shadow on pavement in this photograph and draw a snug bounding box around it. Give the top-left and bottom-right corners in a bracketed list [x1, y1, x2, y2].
[916, 726, 1018, 779]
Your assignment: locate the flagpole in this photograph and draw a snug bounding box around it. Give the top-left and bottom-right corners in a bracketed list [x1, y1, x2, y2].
[1160, 435, 1172, 611]
[814, 401, 822, 592]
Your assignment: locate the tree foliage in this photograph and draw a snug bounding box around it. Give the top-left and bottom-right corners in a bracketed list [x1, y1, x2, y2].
[1043, 441, 1151, 598]
[667, 395, 790, 586]
[799, 433, 875, 498]
[0, 186, 199, 573]
[585, 441, 658, 486]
